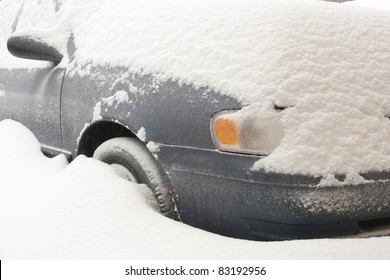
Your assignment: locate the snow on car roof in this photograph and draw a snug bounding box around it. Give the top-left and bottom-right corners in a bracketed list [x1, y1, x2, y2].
[1, 0, 390, 180]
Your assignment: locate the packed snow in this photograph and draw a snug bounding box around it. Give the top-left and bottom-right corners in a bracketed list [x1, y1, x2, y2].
[91, 90, 130, 122]
[101, 90, 129, 107]
[0, 119, 389, 259]
[136, 127, 147, 142]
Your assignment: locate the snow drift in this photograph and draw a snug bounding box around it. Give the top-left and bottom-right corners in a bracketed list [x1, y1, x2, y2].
[0, 119, 389, 259]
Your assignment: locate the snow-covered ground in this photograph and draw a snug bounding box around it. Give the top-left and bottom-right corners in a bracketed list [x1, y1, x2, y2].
[347, 0, 390, 11]
[0, 119, 389, 259]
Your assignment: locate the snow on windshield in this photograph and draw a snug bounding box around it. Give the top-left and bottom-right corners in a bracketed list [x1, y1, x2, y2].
[2, 0, 390, 179]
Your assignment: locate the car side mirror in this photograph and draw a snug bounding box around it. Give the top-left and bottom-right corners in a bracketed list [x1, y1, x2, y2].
[7, 32, 63, 64]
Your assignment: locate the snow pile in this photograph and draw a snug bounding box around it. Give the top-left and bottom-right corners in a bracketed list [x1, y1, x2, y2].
[0, 120, 389, 259]
[2, 0, 390, 178]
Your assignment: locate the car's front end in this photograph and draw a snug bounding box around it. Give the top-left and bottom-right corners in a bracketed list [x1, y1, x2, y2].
[158, 143, 390, 240]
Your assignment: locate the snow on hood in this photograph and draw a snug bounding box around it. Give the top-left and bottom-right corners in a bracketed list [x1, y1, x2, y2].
[63, 0, 390, 102]
[2, 0, 390, 179]
[63, 0, 390, 178]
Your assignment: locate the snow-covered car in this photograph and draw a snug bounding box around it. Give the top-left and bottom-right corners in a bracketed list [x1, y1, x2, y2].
[1, 0, 390, 240]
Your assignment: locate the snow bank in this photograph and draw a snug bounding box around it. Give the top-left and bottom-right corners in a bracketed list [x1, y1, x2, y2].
[0, 120, 389, 259]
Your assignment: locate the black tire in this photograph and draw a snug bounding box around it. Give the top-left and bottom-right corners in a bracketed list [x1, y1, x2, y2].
[93, 137, 177, 219]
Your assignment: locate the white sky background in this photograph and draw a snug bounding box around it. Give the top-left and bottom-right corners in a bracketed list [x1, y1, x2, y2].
[0, 120, 389, 259]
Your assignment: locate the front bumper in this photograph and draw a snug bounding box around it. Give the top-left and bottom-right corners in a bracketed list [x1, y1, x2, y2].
[158, 145, 390, 240]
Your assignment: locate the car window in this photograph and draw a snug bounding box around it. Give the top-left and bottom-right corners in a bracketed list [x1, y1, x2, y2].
[12, 0, 62, 32]
[0, 0, 63, 68]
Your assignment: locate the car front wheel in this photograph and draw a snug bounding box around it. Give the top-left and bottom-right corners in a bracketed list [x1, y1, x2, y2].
[93, 137, 177, 219]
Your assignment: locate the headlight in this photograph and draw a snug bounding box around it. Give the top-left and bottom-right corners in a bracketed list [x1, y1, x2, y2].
[211, 109, 283, 155]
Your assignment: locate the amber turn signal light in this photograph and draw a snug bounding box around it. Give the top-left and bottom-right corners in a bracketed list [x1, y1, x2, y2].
[214, 118, 238, 145]
[211, 109, 283, 155]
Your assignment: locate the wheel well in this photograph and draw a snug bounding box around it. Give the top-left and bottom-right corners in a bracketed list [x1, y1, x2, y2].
[77, 121, 136, 157]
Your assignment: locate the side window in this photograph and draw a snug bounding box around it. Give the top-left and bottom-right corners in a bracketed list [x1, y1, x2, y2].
[0, 0, 23, 42]
[0, 0, 63, 67]
[13, 0, 63, 32]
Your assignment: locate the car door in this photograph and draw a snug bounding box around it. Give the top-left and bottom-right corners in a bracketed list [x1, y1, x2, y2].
[0, 0, 65, 156]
